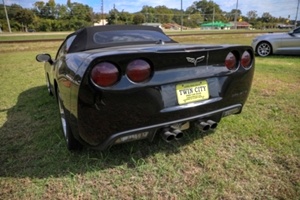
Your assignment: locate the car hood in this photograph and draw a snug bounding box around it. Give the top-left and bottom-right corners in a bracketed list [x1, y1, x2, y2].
[255, 32, 290, 40]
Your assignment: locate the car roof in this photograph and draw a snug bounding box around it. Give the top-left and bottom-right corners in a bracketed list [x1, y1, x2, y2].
[67, 25, 174, 53]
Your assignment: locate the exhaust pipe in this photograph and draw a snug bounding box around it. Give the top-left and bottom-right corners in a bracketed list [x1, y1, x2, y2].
[161, 126, 184, 142]
[195, 120, 210, 132]
[195, 120, 218, 131]
[161, 128, 176, 142]
[207, 120, 218, 129]
[171, 128, 184, 140]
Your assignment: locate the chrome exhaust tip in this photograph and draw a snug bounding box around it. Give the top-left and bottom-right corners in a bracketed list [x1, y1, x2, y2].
[207, 120, 218, 129]
[196, 120, 210, 132]
[160, 129, 176, 142]
[172, 129, 184, 140]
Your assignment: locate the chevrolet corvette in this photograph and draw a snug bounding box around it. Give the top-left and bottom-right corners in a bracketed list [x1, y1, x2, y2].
[36, 25, 255, 150]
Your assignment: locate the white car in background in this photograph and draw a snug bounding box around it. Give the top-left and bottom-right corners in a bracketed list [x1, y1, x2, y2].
[252, 26, 300, 57]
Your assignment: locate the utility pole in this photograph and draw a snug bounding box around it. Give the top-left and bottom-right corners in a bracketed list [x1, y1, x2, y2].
[2, 0, 12, 33]
[101, 0, 104, 25]
[234, 0, 239, 29]
[180, 0, 183, 31]
[295, 0, 299, 27]
[212, 6, 215, 25]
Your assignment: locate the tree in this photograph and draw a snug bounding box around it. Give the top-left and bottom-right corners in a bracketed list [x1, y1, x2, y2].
[67, 0, 71, 8]
[14, 9, 34, 31]
[257, 12, 275, 29]
[132, 13, 145, 24]
[48, 0, 56, 18]
[107, 7, 120, 24]
[170, 8, 182, 25]
[33, 0, 55, 19]
[3, 0, 292, 31]
[247, 10, 258, 21]
[261, 12, 273, 22]
[246, 10, 258, 26]
[69, 3, 93, 21]
[185, 13, 203, 28]
[154, 6, 173, 23]
[188, 0, 226, 22]
[56, 4, 68, 19]
[6, 4, 35, 31]
[225, 9, 242, 22]
[118, 11, 132, 24]
[140, 6, 156, 23]
[33, 1, 45, 16]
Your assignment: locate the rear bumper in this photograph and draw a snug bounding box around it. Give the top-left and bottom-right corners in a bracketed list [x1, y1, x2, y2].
[92, 104, 242, 150]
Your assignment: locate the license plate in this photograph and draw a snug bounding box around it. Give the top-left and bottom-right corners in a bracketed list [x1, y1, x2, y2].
[176, 80, 209, 105]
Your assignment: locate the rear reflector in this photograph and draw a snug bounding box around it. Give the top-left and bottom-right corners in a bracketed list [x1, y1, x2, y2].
[222, 107, 242, 117]
[126, 59, 151, 83]
[91, 62, 119, 87]
[114, 132, 149, 144]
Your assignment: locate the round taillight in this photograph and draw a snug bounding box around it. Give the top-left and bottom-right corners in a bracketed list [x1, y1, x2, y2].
[241, 51, 252, 68]
[126, 59, 151, 83]
[91, 62, 119, 87]
[225, 52, 237, 70]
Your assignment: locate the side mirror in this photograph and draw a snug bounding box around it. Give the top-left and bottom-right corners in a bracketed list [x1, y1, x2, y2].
[36, 53, 53, 64]
[288, 30, 295, 36]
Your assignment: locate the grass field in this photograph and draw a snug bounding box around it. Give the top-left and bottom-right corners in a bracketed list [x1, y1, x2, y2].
[0, 34, 299, 199]
[0, 28, 282, 41]
[0, 32, 70, 41]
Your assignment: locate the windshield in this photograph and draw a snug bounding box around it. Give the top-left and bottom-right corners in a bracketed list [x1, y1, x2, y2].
[93, 30, 172, 44]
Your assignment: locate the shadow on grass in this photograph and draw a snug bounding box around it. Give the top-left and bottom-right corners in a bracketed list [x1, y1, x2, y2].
[0, 86, 213, 179]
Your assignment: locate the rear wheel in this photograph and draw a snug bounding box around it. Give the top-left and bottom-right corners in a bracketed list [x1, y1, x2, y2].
[57, 89, 82, 150]
[256, 42, 272, 57]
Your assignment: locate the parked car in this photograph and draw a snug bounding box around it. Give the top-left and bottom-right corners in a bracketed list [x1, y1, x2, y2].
[36, 25, 255, 151]
[252, 26, 300, 56]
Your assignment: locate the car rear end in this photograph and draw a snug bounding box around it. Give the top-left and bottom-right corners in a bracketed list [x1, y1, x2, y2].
[75, 44, 255, 149]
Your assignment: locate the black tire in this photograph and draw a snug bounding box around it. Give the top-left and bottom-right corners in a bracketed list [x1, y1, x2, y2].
[46, 74, 53, 96]
[256, 42, 272, 57]
[57, 89, 82, 151]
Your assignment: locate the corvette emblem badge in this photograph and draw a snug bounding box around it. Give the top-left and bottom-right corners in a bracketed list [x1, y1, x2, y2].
[186, 56, 205, 66]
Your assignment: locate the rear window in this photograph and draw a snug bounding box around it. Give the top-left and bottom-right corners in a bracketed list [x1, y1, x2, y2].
[93, 30, 172, 44]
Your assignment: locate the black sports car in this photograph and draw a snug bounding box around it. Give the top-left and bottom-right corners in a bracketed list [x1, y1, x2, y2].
[36, 25, 255, 150]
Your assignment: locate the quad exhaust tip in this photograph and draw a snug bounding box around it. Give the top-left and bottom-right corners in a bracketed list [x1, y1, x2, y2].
[160, 120, 218, 143]
[195, 120, 218, 132]
[207, 120, 218, 129]
[160, 127, 184, 143]
[196, 121, 210, 132]
[161, 129, 175, 142]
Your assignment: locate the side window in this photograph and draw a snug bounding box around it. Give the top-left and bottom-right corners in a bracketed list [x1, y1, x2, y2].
[55, 35, 76, 59]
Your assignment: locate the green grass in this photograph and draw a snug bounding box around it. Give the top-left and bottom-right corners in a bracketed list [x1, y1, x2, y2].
[0, 35, 299, 199]
[0, 29, 280, 41]
[172, 33, 261, 45]
[0, 32, 70, 41]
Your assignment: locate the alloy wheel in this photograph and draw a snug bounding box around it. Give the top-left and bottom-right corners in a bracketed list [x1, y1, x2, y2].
[257, 42, 272, 57]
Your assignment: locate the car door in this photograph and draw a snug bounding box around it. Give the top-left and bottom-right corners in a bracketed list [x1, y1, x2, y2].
[279, 27, 300, 55]
[54, 35, 77, 110]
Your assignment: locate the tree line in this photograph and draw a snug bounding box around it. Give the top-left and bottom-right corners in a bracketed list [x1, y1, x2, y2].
[0, 0, 294, 32]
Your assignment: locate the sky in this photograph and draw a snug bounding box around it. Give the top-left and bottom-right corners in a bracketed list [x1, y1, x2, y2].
[4, 0, 300, 20]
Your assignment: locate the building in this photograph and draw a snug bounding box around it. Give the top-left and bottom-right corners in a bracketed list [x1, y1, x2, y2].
[200, 21, 231, 30]
[142, 23, 162, 29]
[94, 19, 108, 26]
[229, 21, 252, 29]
